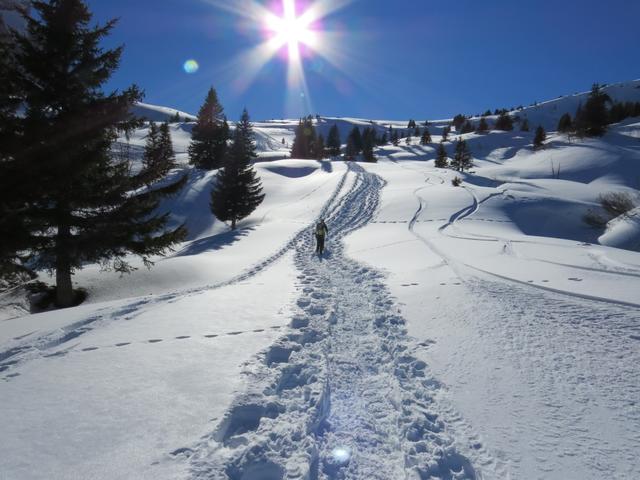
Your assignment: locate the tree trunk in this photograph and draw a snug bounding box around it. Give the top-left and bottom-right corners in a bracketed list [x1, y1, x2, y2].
[55, 223, 74, 308]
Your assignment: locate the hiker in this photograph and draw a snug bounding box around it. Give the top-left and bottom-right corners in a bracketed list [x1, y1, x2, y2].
[315, 219, 329, 255]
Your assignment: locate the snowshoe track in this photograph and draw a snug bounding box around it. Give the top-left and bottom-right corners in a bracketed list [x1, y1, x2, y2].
[187, 163, 477, 480]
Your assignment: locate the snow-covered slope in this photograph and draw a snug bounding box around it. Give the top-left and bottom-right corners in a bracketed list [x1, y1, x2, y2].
[2, 87, 640, 480]
[132, 102, 197, 123]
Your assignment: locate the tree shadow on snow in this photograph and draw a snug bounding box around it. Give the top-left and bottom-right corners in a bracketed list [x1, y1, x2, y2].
[173, 227, 255, 257]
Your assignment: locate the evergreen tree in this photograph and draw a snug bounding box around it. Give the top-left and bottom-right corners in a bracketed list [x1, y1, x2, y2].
[348, 126, 363, 154]
[407, 119, 416, 129]
[483, 109, 492, 117]
[345, 134, 358, 160]
[379, 132, 388, 146]
[451, 138, 473, 172]
[435, 142, 448, 168]
[391, 129, 399, 146]
[290, 117, 317, 159]
[210, 109, 264, 230]
[0, 22, 29, 278]
[414, 126, 420, 137]
[495, 112, 514, 131]
[442, 125, 451, 141]
[557, 113, 573, 133]
[452, 114, 466, 131]
[10, 0, 187, 307]
[461, 120, 474, 134]
[362, 127, 376, 162]
[420, 128, 432, 145]
[520, 118, 530, 132]
[189, 87, 229, 169]
[574, 103, 587, 137]
[476, 117, 489, 133]
[582, 83, 611, 136]
[327, 124, 341, 157]
[533, 125, 546, 150]
[314, 133, 326, 160]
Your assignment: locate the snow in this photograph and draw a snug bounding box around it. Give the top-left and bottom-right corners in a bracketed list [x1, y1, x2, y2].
[2, 90, 640, 479]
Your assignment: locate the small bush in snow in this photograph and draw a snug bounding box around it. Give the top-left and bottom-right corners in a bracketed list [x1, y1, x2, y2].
[583, 192, 637, 228]
[452, 177, 463, 187]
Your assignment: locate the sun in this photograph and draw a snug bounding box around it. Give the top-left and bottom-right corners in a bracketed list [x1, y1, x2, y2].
[265, 0, 317, 60]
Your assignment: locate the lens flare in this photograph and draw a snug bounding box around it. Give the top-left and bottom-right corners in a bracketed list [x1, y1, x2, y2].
[183, 59, 200, 74]
[331, 447, 351, 464]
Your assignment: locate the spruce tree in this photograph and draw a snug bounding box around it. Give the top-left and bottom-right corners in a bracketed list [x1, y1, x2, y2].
[345, 134, 358, 160]
[442, 125, 451, 141]
[476, 117, 489, 133]
[451, 138, 473, 172]
[414, 126, 420, 137]
[348, 126, 363, 155]
[582, 83, 611, 136]
[362, 127, 376, 162]
[452, 114, 466, 131]
[533, 125, 546, 150]
[0, 22, 29, 279]
[210, 109, 264, 230]
[461, 120, 474, 134]
[420, 128, 432, 145]
[495, 112, 514, 131]
[141, 122, 176, 184]
[435, 142, 448, 168]
[11, 0, 187, 307]
[574, 103, 587, 137]
[520, 118, 530, 132]
[391, 129, 399, 146]
[290, 117, 317, 159]
[189, 87, 229, 169]
[557, 113, 573, 133]
[314, 133, 326, 160]
[327, 124, 341, 157]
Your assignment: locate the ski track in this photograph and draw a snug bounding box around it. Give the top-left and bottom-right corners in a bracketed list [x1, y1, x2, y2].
[186, 163, 478, 480]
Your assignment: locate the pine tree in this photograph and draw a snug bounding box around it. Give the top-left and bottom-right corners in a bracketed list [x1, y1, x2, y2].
[407, 119, 416, 129]
[435, 142, 448, 168]
[582, 83, 611, 136]
[0, 22, 29, 279]
[327, 124, 341, 157]
[345, 134, 358, 160]
[142, 122, 176, 182]
[348, 126, 363, 155]
[414, 126, 420, 137]
[420, 128, 432, 145]
[451, 138, 473, 172]
[533, 125, 546, 150]
[362, 127, 376, 162]
[391, 129, 399, 146]
[189, 88, 229, 169]
[476, 117, 489, 133]
[461, 120, 474, 134]
[520, 118, 530, 132]
[314, 133, 326, 160]
[442, 125, 451, 141]
[10, 0, 187, 307]
[557, 113, 573, 133]
[495, 112, 514, 131]
[290, 117, 317, 159]
[453, 114, 466, 131]
[210, 109, 264, 230]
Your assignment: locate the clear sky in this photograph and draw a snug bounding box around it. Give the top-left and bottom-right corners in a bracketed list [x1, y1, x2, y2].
[86, 0, 640, 121]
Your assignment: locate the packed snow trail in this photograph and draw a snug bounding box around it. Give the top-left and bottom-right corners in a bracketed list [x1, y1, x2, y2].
[187, 163, 477, 479]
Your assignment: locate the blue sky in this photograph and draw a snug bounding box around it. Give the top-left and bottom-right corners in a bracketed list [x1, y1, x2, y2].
[86, 0, 640, 121]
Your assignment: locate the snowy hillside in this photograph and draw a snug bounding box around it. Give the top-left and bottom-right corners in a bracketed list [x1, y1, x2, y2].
[2, 86, 640, 480]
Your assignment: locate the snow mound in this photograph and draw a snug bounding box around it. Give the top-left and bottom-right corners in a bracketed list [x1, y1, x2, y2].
[599, 206, 640, 251]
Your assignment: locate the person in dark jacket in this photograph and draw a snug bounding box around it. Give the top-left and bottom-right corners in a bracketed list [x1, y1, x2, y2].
[315, 219, 329, 255]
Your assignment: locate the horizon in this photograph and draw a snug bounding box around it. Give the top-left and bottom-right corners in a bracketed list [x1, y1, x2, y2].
[85, 0, 640, 121]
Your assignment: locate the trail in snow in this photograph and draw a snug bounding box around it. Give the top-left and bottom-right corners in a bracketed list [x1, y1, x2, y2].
[187, 163, 478, 479]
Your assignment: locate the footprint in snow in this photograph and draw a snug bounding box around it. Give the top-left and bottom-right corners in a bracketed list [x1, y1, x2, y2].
[568, 278, 583, 282]
[175, 336, 190, 340]
[81, 347, 99, 352]
[115, 342, 130, 347]
[204, 334, 218, 338]
[226, 332, 244, 336]
[148, 339, 163, 344]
